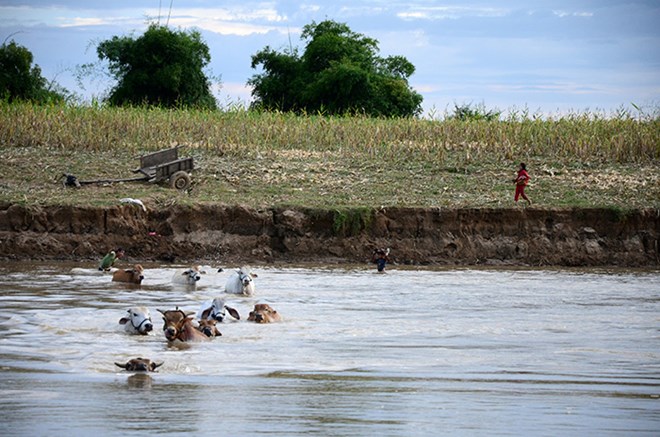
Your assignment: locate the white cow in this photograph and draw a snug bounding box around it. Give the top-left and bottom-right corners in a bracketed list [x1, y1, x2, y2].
[118, 307, 154, 335]
[224, 266, 257, 296]
[172, 265, 206, 287]
[198, 298, 241, 322]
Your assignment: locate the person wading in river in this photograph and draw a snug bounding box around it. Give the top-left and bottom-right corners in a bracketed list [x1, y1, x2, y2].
[371, 248, 391, 273]
[99, 247, 125, 271]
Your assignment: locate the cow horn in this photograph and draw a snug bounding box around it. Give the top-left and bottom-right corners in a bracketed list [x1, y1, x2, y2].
[115, 362, 128, 369]
[152, 361, 164, 370]
[157, 309, 166, 315]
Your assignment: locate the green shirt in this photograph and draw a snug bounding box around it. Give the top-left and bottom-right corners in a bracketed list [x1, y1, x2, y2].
[99, 251, 117, 270]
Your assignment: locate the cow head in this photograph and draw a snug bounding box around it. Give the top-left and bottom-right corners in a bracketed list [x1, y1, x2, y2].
[200, 298, 240, 322]
[119, 307, 153, 334]
[196, 319, 222, 337]
[126, 265, 145, 284]
[158, 307, 195, 341]
[247, 303, 281, 324]
[115, 357, 163, 372]
[181, 266, 205, 284]
[112, 264, 145, 285]
[238, 269, 253, 287]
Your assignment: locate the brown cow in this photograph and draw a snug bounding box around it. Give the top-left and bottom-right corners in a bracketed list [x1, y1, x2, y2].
[247, 303, 282, 323]
[112, 264, 145, 284]
[196, 319, 222, 338]
[158, 308, 209, 342]
[115, 357, 163, 372]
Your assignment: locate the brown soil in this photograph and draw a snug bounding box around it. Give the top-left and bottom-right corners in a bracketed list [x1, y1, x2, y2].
[0, 203, 658, 267]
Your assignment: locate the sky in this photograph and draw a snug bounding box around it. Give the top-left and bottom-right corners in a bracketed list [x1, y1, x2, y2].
[1, 0, 659, 117]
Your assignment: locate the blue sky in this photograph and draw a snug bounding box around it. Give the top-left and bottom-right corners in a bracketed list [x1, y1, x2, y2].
[1, 0, 659, 117]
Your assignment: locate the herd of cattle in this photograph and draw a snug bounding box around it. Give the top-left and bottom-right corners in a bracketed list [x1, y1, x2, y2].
[112, 265, 281, 373]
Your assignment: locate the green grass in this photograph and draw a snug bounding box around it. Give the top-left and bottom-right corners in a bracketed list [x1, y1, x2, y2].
[0, 102, 658, 210]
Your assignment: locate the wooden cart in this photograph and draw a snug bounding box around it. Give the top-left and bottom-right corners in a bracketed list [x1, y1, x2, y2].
[64, 146, 194, 190]
[132, 146, 194, 190]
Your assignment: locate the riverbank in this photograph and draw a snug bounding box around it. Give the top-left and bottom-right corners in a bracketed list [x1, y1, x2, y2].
[1, 203, 658, 267]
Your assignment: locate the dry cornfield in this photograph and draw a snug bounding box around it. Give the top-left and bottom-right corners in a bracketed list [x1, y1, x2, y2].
[0, 103, 658, 210]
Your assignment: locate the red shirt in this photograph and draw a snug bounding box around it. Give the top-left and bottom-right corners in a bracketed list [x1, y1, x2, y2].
[516, 169, 530, 186]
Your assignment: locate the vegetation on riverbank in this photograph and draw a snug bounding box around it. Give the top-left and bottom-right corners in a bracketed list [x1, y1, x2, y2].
[1, 103, 658, 210]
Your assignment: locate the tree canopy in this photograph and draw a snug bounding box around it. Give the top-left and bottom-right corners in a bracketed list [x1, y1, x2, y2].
[97, 24, 217, 109]
[0, 40, 67, 104]
[248, 20, 423, 117]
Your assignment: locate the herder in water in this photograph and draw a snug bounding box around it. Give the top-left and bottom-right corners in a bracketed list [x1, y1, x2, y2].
[372, 248, 391, 273]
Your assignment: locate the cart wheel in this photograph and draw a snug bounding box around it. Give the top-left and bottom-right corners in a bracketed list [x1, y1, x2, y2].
[169, 171, 191, 190]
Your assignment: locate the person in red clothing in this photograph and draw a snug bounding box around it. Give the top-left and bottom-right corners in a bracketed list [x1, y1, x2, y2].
[513, 162, 532, 205]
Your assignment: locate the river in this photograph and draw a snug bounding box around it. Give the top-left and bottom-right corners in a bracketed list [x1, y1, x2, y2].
[0, 262, 658, 436]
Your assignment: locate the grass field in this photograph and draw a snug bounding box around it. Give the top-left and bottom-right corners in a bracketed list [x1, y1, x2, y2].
[1, 103, 658, 210]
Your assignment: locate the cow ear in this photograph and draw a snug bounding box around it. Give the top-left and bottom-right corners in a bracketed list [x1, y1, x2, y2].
[226, 306, 240, 320]
[214, 328, 222, 336]
[186, 311, 196, 316]
[119, 317, 129, 325]
[181, 270, 190, 275]
[250, 273, 258, 278]
[115, 362, 128, 369]
[200, 308, 211, 319]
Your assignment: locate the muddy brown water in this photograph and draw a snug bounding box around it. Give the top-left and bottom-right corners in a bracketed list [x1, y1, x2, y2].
[0, 262, 658, 436]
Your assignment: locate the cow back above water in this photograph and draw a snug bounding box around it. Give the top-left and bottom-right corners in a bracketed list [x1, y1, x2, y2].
[112, 264, 145, 284]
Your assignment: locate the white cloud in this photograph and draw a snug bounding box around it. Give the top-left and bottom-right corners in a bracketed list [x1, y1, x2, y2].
[170, 17, 287, 36]
[338, 6, 387, 17]
[58, 17, 122, 27]
[1, 4, 289, 33]
[489, 82, 603, 95]
[162, 7, 287, 23]
[300, 4, 321, 13]
[397, 6, 507, 21]
[552, 10, 594, 18]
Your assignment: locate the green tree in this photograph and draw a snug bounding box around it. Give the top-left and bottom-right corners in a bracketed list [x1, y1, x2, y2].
[0, 40, 67, 104]
[249, 20, 422, 117]
[97, 24, 217, 109]
[450, 102, 502, 121]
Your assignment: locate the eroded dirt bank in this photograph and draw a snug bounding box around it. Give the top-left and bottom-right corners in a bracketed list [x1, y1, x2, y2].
[0, 203, 658, 267]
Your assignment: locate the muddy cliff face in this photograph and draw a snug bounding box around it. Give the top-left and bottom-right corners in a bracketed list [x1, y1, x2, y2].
[0, 203, 658, 267]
